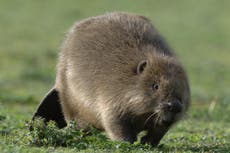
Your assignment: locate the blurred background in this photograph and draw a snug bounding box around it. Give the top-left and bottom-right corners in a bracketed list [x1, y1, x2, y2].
[0, 0, 229, 136]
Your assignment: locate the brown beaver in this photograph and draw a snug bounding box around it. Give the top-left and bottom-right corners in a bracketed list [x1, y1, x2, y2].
[32, 12, 190, 147]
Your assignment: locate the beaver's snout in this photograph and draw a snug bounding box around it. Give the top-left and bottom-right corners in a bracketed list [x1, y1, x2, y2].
[165, 101, 182, 114]
[160, 100, 183, 126]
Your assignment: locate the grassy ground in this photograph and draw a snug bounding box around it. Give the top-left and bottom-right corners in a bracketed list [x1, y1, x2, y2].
[0, 0, 230, 152]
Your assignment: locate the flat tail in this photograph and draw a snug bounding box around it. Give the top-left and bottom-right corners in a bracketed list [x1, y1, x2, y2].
[32, 88, 67, 129]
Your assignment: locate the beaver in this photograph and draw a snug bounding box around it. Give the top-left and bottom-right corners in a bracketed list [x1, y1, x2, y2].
[32, 12, 190, 147]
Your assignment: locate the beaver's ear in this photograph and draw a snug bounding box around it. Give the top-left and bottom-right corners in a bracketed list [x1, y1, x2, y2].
[32, 88, 67, 129]
[136, 60, 147, 74]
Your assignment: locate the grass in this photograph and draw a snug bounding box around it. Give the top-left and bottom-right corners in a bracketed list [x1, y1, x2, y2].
[0, 0, 230, 152]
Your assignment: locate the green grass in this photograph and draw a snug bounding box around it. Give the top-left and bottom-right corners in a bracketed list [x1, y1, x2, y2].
[0, 0, 230, 152]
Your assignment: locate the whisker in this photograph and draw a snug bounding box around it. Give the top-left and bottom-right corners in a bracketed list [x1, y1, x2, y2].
[154, 113, 161, 127]
[144, 113, 155, 126]
[144, 111, 159, 126]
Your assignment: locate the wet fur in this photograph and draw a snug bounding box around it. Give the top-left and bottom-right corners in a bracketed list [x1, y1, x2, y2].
[47, 12, 190, 146]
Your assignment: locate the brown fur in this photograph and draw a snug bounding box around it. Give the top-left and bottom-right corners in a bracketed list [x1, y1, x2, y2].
[55, 12, 190, 146]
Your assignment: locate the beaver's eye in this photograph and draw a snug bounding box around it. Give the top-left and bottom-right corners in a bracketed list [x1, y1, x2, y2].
[152, 83, 159, 91]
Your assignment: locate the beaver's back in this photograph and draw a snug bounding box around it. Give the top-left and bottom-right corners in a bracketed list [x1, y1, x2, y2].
[61, 13, 172, 88]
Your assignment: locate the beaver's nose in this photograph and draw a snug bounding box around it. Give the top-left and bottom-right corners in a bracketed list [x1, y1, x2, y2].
[166, 101, 182, 113]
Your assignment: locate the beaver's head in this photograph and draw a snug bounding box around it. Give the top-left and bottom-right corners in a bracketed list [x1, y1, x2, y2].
[125, 53, 190, 127]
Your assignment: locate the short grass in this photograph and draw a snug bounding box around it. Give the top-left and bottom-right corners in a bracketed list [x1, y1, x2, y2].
[0, 0, 230, 152]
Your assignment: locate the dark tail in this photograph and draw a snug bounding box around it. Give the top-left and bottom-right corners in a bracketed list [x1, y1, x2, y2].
[32, 88, 67, 129]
